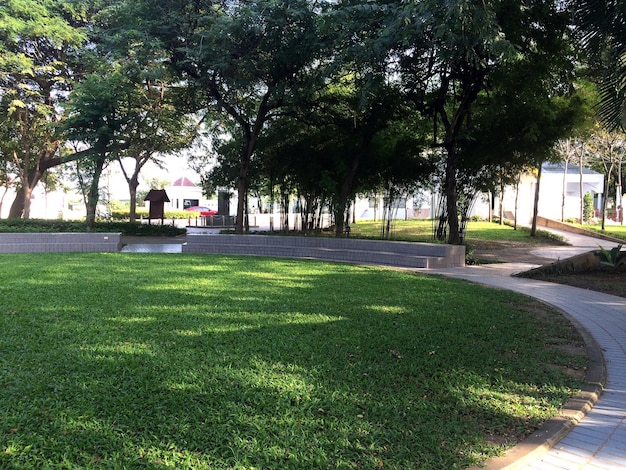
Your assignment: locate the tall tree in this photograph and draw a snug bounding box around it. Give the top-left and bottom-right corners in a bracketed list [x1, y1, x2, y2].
[90, 0, 202, 222]
[64, 71, 128, 228]
[585, 128, 626, 229]
[0, 0, 87, 218]
[136, 0, 326, 233]
[396, 0, 575, 243]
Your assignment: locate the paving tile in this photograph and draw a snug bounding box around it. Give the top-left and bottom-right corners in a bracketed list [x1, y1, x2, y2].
[590, 453, 626, 468]
[535, 451, 587, 468]
[550, 441, 594, 460]
[430, 262, 626, 469]
[556, 435, 606, 452]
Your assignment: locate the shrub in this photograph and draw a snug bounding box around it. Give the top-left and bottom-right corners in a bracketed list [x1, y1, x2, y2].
[597, 244, 626, 268]
[583, 192, 594, 224]
[0, 219, 186, 237]
[111, 209, 194, 221]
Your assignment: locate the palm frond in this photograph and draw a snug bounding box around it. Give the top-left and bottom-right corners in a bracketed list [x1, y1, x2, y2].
[573, 0, 626, 130]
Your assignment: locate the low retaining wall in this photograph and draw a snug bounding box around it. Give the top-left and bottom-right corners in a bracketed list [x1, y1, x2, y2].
[0, 233, 122, 254]
[182, 234, 465, 269]
[537, 216, 624, 244]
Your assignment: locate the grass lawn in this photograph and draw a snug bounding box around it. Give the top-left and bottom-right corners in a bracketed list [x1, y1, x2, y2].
[348, 219, 566, 246]
[0, 253, 586, 469]
[582, 223, 626, 241]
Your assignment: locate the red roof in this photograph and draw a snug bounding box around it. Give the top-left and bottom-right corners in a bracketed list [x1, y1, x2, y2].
[172, 177, 197, 187]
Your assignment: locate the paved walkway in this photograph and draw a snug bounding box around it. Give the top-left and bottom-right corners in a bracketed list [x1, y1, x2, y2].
[122, 230, 626, 468]
[434, 230, 626, 469]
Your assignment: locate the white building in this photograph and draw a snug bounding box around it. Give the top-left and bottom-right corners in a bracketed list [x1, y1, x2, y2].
[472, 162, 605, 224]
[164, 176, 207, 211]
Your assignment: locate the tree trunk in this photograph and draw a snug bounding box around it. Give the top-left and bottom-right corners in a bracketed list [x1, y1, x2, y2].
[236, 155, 250, 234]
[85, 155, 107, 230]
[129, 177, 139, 223]
[530, 163, 543, 237]
[8, 168, 44, 219]
[601, 172, 608, 231]
[445, 148, 460, 244]
[499, 176, 505, 225]
[562, 158, 568, 222]
[514, 177, 520, 230]
[618, 160, 623, 225]
[22, 186, 34, 219]
[8, 187, 26, 219]
[117, 157, 143, 223]
[335, 145, 368, 237]
[579, 152, 584, 224]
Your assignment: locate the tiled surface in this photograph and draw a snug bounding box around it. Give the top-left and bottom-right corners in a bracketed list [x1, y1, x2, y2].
[183, 234, 466, 268]
[121, 243, 183, 253]
[431, 266, 626, 469]
[0, 232, 122, 253]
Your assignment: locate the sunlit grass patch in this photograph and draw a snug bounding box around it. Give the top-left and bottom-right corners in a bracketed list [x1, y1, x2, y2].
[349, 219, 566, 245]
[582, 223, 626, 241]
[0, 253, 586, 468]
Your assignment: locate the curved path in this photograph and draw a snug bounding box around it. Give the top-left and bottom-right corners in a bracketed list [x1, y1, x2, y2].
[433, 229, 626, 469]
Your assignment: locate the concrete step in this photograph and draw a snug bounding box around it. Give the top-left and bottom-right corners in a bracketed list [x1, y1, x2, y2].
[182, 235, 465, 268]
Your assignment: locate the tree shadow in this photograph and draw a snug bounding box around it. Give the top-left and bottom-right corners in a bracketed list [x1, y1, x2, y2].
[0, 254, 587, 468]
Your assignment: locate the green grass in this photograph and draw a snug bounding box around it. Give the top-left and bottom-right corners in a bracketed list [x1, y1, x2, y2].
[349, 219, 566, 245]
[0, 253, 586, 469]
[582, 223, 626, 241]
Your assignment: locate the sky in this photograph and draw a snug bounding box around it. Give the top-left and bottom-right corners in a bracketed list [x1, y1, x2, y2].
[106, 155, 200, 201]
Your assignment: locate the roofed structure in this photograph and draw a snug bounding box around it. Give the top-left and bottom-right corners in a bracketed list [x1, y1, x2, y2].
[171, 177, 197, 187]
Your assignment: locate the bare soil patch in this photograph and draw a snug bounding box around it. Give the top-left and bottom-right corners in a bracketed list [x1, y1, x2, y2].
[529, 269, 626, 298]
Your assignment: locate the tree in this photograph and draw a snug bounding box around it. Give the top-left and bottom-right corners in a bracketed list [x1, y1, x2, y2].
[553, 81, 598, 223]
[585, 129, 626, 229]
[64, 69, 132, 228]
[252, 74, 425, 237]
[395, 0, 510, 243]
[0, 0, 87, 218]
[396, 0, 576, 243]
[114, 83, 199, 222]
[86, 0, 202, 222]
[137, 0, 326, 233]
[557, 139, 579, 222]
[573, 0, 626, 131]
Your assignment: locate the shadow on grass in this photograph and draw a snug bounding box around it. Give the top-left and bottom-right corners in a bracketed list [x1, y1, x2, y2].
[0, 253, 586, 469]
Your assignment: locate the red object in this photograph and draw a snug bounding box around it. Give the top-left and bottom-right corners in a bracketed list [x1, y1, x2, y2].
[185, 206, 217, 216]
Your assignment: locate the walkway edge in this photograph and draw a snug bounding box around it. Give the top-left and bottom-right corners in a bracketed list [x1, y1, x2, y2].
[468, 299, 607, 470]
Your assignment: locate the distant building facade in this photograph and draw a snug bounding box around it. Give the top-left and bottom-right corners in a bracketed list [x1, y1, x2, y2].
[164, 177, 208, 211]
